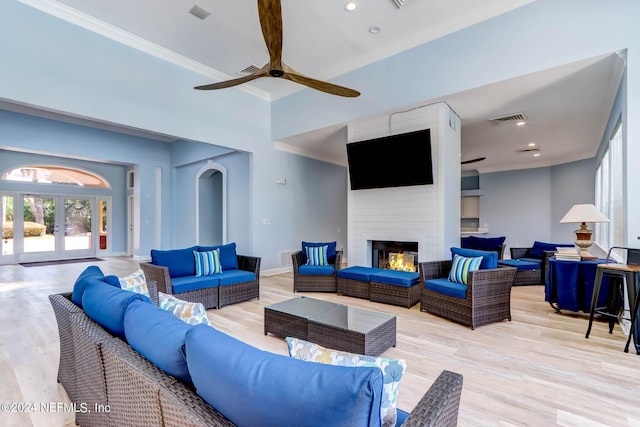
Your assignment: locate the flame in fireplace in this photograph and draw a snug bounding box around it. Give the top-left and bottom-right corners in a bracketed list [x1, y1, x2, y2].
[389, 253, 416, 272]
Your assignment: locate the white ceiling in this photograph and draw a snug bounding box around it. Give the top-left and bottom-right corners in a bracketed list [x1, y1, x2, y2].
[20, 0, 626, 173]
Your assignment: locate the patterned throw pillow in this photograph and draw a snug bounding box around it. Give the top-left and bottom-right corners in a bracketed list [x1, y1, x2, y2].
[305, 245, 329, 266]
[286, 337, 406, 427]
[158, 292, 211, 326]
[193, 249, 222, 277]
[448, 254, 482, 284]
[118, 268, 150, 298]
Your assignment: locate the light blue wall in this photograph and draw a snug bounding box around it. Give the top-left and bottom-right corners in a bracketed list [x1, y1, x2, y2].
[479, 158, 596, 256]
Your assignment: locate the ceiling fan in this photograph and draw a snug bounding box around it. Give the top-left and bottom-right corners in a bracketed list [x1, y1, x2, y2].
[461, 157, 486, 165]
[194, 0, 360, 98]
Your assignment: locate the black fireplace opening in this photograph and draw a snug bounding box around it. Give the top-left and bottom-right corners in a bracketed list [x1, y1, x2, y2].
[371, 240, 418, 271]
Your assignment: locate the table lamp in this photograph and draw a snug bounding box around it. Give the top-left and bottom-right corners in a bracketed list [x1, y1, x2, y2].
[559, 203, 609, 258]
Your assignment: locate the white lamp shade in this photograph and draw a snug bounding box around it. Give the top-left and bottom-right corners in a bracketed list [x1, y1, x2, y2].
[559, 203, 609, 223]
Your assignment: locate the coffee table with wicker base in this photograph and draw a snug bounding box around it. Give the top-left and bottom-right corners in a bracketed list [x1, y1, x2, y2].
[264, 296, 396, 356]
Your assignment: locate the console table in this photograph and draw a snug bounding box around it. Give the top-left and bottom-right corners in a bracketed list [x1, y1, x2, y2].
[545, 258, 610, 312]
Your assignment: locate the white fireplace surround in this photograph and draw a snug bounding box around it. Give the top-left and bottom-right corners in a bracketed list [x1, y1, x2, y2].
[347, 102, 461, 267]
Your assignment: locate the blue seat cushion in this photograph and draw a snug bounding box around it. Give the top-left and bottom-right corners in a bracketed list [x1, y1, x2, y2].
[217, 270, 256, 286]
[82, 281, 153, 338]
[124, 300, 193, 384]
[302, 241, 337, 265]
[71, 265, 105, 306]
[397, 409, 410, 426]
[298, 264, 335, 276]
[185, 324, 383, 427]
[337, 266, 384, 281]
[151, 246, 198, 278]
[498, 259, 539, 271]
[451, 247, 498, 269]
[470, 236, 506, 251]
[171, 275, 219, 294]
[198, 242, 239, 271]
[425, 278, 467, 299]
[529, 241, 574, 259]
[519, 257, 542, 266]
[369, 270, 420, 287]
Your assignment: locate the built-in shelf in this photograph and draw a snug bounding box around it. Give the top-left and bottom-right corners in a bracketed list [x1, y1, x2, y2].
[461, 189, 484, 197]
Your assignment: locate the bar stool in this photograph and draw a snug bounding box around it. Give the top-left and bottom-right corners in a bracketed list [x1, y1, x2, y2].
[585, 247, 640, 353]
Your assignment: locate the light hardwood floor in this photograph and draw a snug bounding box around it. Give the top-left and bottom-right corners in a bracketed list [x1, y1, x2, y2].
[1, 257, 639, 427]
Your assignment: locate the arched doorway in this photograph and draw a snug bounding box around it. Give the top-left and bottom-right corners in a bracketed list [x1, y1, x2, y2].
[195, 161, 226, 246]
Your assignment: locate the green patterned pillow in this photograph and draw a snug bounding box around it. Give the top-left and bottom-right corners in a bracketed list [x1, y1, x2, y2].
[158, 292, 211, 326]
[118, 268, 150, 298]
[193, 249, 222, 277]
[286, 337, 406, 427]
[448, 254, 482, 284]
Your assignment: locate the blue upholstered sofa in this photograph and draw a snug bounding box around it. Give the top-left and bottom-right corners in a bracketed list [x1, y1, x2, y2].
[140, 242, 260, 309]
[49, 266, 464, 427]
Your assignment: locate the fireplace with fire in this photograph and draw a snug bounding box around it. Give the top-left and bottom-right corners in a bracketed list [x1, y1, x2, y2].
[371, 241, 418, 272]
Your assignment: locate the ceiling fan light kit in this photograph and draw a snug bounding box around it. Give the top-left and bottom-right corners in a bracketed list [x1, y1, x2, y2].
[194, 0, 360, 97]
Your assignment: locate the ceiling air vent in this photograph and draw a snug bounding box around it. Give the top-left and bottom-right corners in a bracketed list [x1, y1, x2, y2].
[488, 112, 527, 125]
[189, 5, 211, 20]
[392, 0, 406, 8]
[238, 64, 261, 75]
[516, 147, 540, 154]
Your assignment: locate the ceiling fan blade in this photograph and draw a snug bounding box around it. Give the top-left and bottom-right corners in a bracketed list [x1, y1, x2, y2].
[194, 68, 269, 90]
[283, 70, 360, 98]
[258, 0, 284, 70]
[461, 157, 487, 165]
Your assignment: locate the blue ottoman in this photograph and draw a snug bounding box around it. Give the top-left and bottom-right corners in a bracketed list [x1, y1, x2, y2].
[498, 259, 541, 285]
[337, 267, 383, 299]
[368, 270, 421, 308]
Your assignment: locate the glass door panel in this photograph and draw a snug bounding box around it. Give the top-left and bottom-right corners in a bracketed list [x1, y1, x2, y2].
[23, 195, 56, 254]
[64, 198, 92, 251]
[1, 195, 14, 256]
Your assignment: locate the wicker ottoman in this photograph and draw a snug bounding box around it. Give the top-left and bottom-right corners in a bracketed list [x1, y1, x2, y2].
[336, 266, 382, 299]
[369, 270, 421, 308]
[498, 259, 541, 285]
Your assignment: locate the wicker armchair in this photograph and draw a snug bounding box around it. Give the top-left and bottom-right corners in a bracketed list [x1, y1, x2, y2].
[419, 260, 517, 329]
[510, 247, 556, 285]
[292, 250, 343, 292]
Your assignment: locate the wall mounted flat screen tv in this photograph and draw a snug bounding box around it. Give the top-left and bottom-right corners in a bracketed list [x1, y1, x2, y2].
[346, 129, 433, 190]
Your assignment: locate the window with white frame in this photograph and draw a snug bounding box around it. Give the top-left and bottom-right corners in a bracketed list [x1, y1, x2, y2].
[595, 119, 623, 256]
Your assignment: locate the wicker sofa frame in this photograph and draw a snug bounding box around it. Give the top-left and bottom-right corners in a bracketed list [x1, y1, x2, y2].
[50, 291, 464, 427]
[140, 255, 260, 309]
[419, 261, 517, 329]
[292, 250, 343, 293]
[509, 247, 556, 286]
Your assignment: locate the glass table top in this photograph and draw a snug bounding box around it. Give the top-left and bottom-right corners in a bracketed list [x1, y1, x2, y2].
[265, 296, 339, 318]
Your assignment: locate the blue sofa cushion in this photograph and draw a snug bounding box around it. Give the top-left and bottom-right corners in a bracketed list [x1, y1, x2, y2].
[123, 300, 193, 384]
[103, 275, 122, 287]
[82, 281, 153, 338]
[71, 265, 105, 306]
[460, 236, 473, 249]
[397, 409, 410, 426]
[217, 270, 256, 286]
[451, 247, 498, 269]
[498, 259, 539, 271]
[519, 258, 543, 266]
[302, 241, 337, 265]
[185, 324, 383, 427]
[198, 242, 239, 271]
[151, 246, 198, 278]
[369, 270, 420, 287]
[337, 266, 384, 281]
[171, 275, 219, 294]
[470, 236, 506, 251]
[425, 278, 467, 299]
[298, 264, 335, 276]
[529, 241, 573, 259]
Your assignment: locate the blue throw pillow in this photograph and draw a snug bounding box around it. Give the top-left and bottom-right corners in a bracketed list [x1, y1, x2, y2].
[301, 241, 337, 265]
[460, 236, 473, 249]
[82, 282, 153, 338]
[530, 241, 573, 259]
[448, 254, 482, 284]
[198, 242, 238, 271]
[451, 247, 498, 269]
[305, 245, 329, 266]
[151, 246, 198, 277]
[71, 265, 105, 306]
[124, 299, 193, 384]
[470, 236, 506, 251]
[193, 249, 222, 276]
[185, 324, 383, 427]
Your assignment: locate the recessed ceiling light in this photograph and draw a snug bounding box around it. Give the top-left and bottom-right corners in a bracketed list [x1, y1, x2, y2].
[344, 1, 358, 11]
[528, 142, 536, 147]
[533, 153, 541, 157]
[369, 25, 381, 34]
[516, 121, 526, 126]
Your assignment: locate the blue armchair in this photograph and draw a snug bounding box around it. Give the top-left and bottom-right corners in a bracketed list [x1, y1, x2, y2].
[292, 241, 343, 292]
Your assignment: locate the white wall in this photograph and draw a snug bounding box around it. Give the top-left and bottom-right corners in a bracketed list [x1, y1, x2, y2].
[347, 102, 460, 265]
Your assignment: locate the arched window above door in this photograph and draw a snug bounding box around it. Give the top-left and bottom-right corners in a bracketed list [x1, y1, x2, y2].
[1, 165, 110, 188]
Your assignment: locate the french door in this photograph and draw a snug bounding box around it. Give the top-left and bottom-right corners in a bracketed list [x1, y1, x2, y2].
[4, 194, 98, 263]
